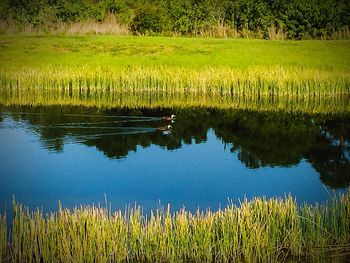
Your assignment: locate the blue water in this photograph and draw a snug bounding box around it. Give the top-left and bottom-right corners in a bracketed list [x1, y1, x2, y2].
[0, 106, 349, 214]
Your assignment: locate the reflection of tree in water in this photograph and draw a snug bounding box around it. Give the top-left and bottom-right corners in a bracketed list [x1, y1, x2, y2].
[213, 111, 350, 188]
[3, 106, 188, 157]
[305, 117, 350, 188]
[213, 112, 319, 168]
[84, 131, 183, 159]
[83, 108, 209, 158]
[2, 105, 349, 188]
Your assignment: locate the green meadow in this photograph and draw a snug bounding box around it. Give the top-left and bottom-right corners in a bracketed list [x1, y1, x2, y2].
[1, 35, 350, 69]
[0, 35, 350, 99]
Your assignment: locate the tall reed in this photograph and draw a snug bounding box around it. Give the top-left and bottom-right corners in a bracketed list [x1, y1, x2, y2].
[1, 192, 349, 262]
[1, 66, 349, 99]
[0, 214, 6, 263]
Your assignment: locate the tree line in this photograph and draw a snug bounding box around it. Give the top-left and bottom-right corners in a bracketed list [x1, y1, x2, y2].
[1, 0, 349, 39]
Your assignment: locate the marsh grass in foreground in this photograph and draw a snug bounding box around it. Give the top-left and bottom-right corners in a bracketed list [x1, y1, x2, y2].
[1, 193, 349, 262]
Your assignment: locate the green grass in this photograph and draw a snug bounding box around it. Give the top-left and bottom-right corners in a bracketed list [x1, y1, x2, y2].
[0, 35, 350, 98]
[1, 35, 350, 69]
[1, 193, 349, 262]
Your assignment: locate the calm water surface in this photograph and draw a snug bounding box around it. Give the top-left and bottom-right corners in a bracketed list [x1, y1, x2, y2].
[0, 105, 349, 213]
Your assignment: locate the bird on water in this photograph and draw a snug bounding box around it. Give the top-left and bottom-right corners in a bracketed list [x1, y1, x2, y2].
[156, 125, 172, 132]
[162, 114, 176, 121]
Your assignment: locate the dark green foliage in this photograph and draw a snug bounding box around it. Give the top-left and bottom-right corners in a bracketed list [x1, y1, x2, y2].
[57, 0, 105, 22]
[131, 1, 170, 34]
[2, 0, 58, 27]
[0, 0, 349, 38]
[106, 0, 133, 24]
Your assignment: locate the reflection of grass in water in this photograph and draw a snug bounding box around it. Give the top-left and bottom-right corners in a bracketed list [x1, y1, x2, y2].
[1, 88, 349, 114]
[1, 193, 349, 262]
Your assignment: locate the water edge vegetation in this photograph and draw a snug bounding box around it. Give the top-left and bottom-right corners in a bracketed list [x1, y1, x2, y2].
[0, 193, 349, 262]
[0, 36, 350, 101]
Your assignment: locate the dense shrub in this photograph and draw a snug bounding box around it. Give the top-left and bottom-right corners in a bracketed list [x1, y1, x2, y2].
[0, 0, 349, 39]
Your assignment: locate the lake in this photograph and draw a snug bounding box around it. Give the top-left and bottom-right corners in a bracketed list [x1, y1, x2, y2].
[0, 105, 349, 214]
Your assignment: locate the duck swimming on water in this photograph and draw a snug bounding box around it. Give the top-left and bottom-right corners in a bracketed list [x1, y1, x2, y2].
[162, 114, 176, 121]
[156, 125, 172, 132]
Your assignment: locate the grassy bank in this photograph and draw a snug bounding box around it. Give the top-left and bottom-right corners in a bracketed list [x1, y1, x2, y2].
[0, 35, 349, 98]
[0, 193, 349, 262]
